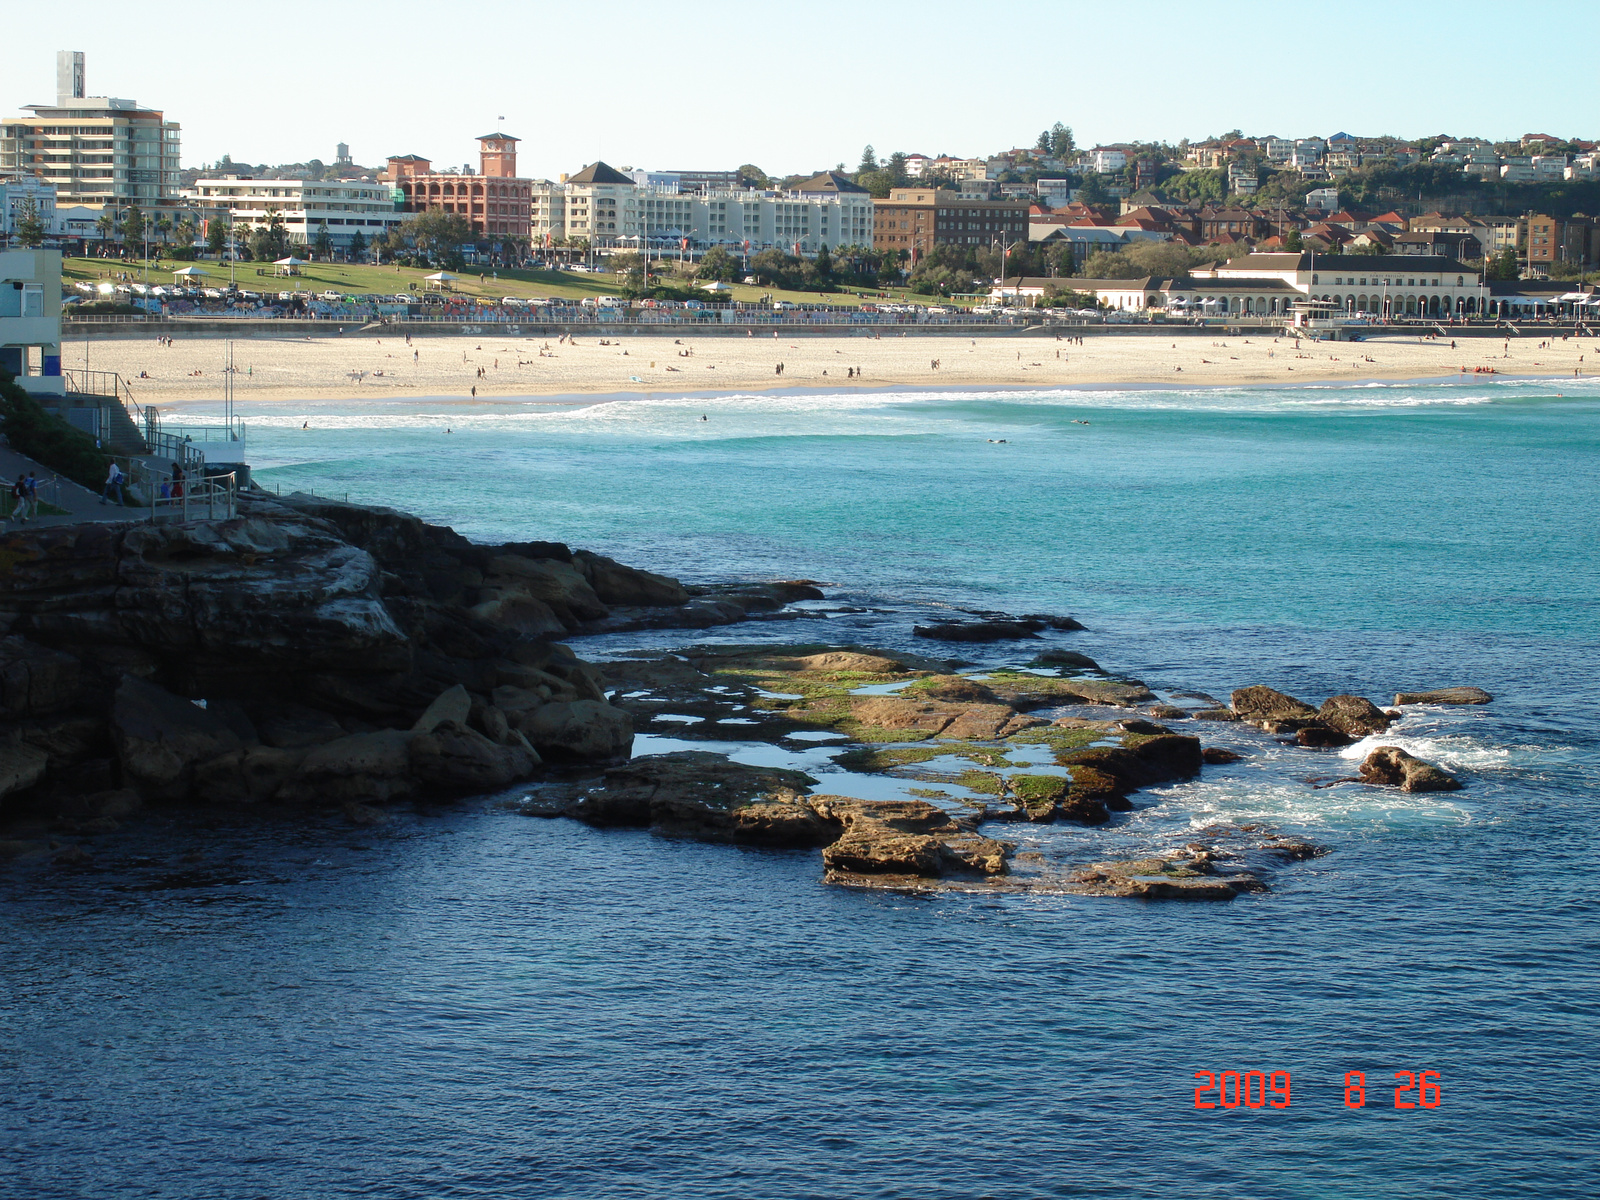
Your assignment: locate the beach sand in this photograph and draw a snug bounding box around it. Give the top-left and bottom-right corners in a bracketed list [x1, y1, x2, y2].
[72, 329, 1594, 405]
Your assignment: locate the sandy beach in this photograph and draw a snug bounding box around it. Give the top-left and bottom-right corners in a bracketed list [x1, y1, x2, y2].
[70, 329, 1595, 405]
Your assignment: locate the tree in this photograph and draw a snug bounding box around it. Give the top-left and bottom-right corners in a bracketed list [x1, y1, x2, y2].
[1077, 174, 1110, 207]
[855, 169, 894, 198]
[814, 243, 833, 282]
[1050, 122, 1075, 158]
[1036, 130, 1052, 154]
[1283, 228, 1303, 252]
[121, 204, 145, 248]
[858, 145, 878, 174]
[349, 230, 368, 262]
[95, 211, 117, 249]
[884, 151, 910, 188]
[1486, 247, 1519, 280]
[400, 206, 475, 268]
[737, 163, 770, 189]
[205, 217, 230, 257]
[14, 198, 45, 248]
[247, 207, 291, 261]
[312, 223, 333, 259]
[174, 216, 197, 249]
[696, 246, 740, 281]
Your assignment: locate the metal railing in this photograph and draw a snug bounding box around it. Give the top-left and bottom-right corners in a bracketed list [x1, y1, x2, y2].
[148, 471, 237, 522]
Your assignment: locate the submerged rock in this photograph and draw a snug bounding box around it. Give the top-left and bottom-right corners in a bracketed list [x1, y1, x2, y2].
[1393, 687, 1493, 706]
[1359, 746, 1462, 792]
[1028, 650, 1102, 671]
[1296, 723, 1355, 748]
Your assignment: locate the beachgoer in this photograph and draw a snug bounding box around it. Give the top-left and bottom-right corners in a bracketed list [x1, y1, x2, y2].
[24, 473, 38, 520]
[10, 475, 28, 523]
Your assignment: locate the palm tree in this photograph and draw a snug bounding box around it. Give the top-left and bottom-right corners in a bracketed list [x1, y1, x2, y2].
[95, 211, 117, 255]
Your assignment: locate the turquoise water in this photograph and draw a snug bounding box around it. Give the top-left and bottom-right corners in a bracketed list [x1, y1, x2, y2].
[4, 378, 1597, 1196]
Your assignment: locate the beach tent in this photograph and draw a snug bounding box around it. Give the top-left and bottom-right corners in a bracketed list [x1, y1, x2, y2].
[698, 280, 732, 292]
[273, 256, 308, 276]
[423, 271, 460, 291]
[171, 265, 208, 280]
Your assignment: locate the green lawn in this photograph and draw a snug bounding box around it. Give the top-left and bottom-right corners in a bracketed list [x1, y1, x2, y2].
[61, 256, 975, 310]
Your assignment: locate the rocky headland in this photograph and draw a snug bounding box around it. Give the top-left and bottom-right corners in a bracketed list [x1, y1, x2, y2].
[0, 495, 1481, 898]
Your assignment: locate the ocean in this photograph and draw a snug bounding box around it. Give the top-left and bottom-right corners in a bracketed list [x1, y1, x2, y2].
[3, 377, 1597, 1197]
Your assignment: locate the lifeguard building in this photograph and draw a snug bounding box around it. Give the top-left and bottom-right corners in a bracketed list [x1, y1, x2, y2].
[382, 133, 533, 243]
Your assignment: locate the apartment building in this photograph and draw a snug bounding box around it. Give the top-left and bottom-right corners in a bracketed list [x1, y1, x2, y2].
[184, 177, 403, 248]
[1525, 213, 1596, 270]
[554, 162, 874, 254]
[872, 187, 1030, 258]
[383, 134, 535, 241]
[0, 52, 181, 213]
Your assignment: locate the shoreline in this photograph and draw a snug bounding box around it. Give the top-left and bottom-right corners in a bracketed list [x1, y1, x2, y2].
[67, 330, 1594, 406]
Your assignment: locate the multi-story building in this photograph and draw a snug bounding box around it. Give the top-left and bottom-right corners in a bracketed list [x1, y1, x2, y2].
[0, 175, 57, 237]
[0, 52, 181, 215]
[184, 177, 403, 249]
[1087, 148, 1127, 173]
[553, 163, 874, 255]
[383, 134, 534, 242]
[872, 187, 1030, 258]
[0, 249, 63, 397]
[1524, 213, 1595, 271]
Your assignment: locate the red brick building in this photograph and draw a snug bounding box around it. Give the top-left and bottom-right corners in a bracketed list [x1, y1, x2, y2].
[382, 133, 533, 242]
[873, 187, 1031, 258]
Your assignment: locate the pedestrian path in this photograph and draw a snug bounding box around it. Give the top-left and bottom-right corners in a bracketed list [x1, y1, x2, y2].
[0, 444, 145, 529]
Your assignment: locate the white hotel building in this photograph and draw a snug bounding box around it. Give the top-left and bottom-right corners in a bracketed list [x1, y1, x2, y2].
[182, 176, 404, 248]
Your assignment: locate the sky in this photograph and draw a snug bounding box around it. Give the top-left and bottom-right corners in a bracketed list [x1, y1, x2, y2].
[9, 0, 1599, 179]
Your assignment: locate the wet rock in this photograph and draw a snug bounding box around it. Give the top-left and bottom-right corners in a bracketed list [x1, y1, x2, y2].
[815, 797, 1010, 884]
[783, 651, 909, 675]
[1192, 708, 1239, 722]
[279, 729, 416, 805]
[0, 741, 49, 801]
[1318, 694, 1393, 737]
[1296, 723, 1355, 748]
[572, 551, 690, 607]
[192, 744, 307, 806]
[566, 751, 826, 839]
[1019, 614, 1087, 631]
[851, 695, 1040, 739]
[1230, 686, 1318, 731]
[514, 700, 633, 761]
[1067, 855, 1258, 901]
[412, 685, 473, 734]
[1393, 687, 1493, 706]
[906, 676, 999, 705]
[1359, 745, 1462, 792]
[0, 637, 82, 720]
[111, 677, 245, 802]
[483, 555, 609, 625]
[250, 703, 352, 749]
[1147, 705, 1189, 720]
[1028, 650, 1102, 671]
[409, 720, 538, 792]
[1202, 747, 1245, 764]
[1062, 734, 1203, 795]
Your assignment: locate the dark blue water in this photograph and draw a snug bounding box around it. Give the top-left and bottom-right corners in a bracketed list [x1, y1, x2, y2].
[4, 380, 1597, 1197]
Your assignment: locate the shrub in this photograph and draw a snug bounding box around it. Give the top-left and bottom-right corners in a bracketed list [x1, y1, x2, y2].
[0, 371, 114, 492]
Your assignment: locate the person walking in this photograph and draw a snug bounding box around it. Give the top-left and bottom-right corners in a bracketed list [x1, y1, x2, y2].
[101, 462, 126, 506]
[23, 473, 39, 521]
[10, 474, 29, 523]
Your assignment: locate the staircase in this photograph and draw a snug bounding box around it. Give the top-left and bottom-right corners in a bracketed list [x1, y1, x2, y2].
[59, 370, 149, 456]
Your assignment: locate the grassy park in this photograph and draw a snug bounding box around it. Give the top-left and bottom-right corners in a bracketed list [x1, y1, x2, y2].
[61, 255, 976, 310]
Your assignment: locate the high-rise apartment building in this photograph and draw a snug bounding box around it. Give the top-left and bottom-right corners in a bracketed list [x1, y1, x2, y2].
[0, 52, 181, 212]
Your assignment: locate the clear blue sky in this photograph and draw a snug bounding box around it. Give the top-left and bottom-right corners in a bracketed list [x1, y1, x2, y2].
[10, 0, 1599, 179]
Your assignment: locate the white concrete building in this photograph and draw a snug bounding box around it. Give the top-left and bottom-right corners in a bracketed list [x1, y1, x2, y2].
[183, 176, 402, 247]
[0, 175, 56, 237]
[0, 249, 63, 396]
[1087, 148, 1126, 173]
[553, 162, 874, 255]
